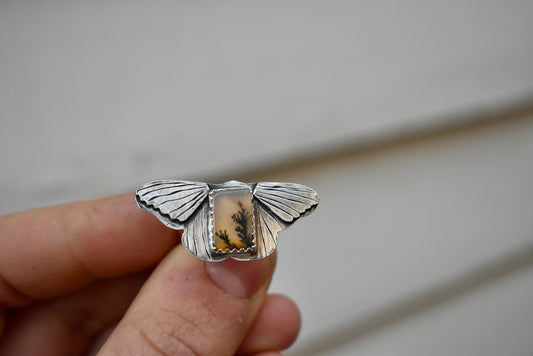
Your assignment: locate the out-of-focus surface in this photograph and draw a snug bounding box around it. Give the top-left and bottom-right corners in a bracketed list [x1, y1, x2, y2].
[1, 1, 533, 355]
[266, 114, 533, 355]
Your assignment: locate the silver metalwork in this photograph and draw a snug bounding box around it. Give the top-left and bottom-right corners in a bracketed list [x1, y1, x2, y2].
[136, 180, 319, 261]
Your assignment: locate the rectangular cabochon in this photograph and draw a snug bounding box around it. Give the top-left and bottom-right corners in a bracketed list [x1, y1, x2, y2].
[211, 188, 256, 253]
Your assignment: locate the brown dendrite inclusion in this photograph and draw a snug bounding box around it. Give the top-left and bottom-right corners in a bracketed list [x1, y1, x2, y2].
[212, 189, 255, 252]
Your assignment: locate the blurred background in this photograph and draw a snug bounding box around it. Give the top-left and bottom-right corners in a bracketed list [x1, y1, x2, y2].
[2, 1, 533, 354]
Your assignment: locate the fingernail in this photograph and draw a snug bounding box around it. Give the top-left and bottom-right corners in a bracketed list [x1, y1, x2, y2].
[205, 258, 273, 299]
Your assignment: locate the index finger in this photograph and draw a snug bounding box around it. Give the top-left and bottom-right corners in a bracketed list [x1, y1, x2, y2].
[0, 193, 178, 306]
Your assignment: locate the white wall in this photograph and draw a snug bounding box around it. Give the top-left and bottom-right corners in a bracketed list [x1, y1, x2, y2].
[2, 1, 533, 354]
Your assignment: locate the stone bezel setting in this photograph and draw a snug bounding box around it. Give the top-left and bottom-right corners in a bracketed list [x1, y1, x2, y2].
[208, 186, 257, 256]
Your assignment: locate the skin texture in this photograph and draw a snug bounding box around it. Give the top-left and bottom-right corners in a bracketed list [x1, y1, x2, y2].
[0, 193, 300, 355]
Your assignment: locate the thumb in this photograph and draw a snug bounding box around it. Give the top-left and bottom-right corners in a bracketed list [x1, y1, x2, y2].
[98, 244, 276, 356]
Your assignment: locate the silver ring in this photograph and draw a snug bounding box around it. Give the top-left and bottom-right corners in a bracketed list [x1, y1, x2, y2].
[136, 180, 319, 261]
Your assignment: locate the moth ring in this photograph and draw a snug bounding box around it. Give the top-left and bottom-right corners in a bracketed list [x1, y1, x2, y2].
[136, 180, 319, 261]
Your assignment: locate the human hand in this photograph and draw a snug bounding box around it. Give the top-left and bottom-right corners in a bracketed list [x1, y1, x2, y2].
[0, 194, 300, 355]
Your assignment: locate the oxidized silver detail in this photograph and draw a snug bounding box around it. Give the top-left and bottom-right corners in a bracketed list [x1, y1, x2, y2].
[136, 180, 319, 261]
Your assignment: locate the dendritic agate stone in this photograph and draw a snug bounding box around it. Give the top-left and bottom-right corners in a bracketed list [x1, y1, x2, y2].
[210, 188, 256, 254]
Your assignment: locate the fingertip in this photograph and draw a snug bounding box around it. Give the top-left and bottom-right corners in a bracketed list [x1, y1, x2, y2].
[238, 293, 301, 354]
[263, 294, 301, 347]
[205, 254, 276, 299]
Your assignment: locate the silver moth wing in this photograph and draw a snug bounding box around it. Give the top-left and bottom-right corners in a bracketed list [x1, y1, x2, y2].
[252, 182, 319, 259]
[136, 180, 214, 260]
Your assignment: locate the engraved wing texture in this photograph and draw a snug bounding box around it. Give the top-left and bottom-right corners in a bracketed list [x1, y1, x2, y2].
[136, 180, 209, 227]
[252, 182, 319, 259]
[135, 180, 319, 262]
[253, 202, 287, 259]
[253, 182, 319, 222]
[181, 202, 212, 261]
